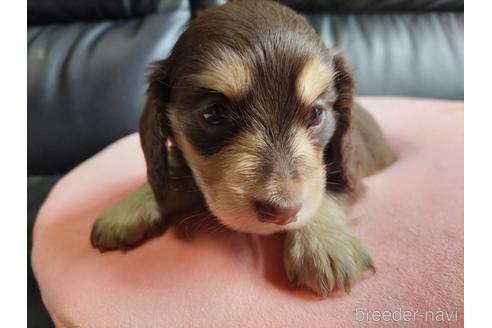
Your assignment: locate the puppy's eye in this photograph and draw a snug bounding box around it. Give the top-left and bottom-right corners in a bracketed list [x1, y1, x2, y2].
[307, 107, 323, 127]
[203, 105, 228, 125]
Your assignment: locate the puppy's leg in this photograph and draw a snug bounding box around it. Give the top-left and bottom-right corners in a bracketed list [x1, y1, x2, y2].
[91, 180, 203, 250]
[284, 195, 374, 297]
[91, 183, 164, 249]
[91, 144, 204, 250]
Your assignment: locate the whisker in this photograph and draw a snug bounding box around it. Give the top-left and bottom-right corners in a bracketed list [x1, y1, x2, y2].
[325, 181, 343, 186]
[177, 212, 206, 228]
[326, 170, 341, 175]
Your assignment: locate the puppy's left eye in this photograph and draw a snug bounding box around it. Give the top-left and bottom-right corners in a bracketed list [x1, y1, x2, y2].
[203, 104, 228, 125]
[307, 107, 323, 127]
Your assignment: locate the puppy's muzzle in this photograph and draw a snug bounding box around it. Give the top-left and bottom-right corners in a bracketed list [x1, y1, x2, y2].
[254, 200, 300, 225]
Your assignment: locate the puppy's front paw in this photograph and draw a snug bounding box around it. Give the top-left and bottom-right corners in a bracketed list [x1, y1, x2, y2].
[284, 230, 374, 297]
[91, 209, 161, 250]
[91, 184, 163, 250]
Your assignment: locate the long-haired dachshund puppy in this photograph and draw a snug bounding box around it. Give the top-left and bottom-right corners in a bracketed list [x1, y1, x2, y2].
[91, 0, 396, 297]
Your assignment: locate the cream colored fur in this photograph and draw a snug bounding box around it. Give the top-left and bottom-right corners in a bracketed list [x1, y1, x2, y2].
[91, 183, 162, 249]
[283, 194, 374, 296]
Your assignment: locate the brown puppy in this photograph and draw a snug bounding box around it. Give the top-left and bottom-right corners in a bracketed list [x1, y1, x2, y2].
[91, 0, 396, 297]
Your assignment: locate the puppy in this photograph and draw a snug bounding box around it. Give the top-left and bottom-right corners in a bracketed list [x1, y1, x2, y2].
[91, 0, 396, 297]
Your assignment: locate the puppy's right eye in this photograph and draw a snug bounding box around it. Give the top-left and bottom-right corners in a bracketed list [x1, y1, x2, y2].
[307, 107, 323, 127]
[202, 105, 228, 125]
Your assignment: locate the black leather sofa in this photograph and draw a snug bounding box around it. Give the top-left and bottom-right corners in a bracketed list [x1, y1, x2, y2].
[27, 1, 463, 326]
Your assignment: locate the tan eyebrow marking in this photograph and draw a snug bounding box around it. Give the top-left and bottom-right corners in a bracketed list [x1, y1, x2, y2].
[296, 57, 333, 105]
[188, 48, 251, 100]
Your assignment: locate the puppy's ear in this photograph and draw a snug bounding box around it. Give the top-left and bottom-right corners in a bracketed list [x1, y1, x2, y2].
[139, 60, 171, 203]
[323, 53, 360, 200]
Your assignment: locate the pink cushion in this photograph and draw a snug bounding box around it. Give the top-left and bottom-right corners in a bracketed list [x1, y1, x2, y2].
[32, 97, 463, 327]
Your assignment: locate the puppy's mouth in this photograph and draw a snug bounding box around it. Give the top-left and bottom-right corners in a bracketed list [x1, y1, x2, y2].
[200, 188, 323, 235]
[185, 161, 326, 235]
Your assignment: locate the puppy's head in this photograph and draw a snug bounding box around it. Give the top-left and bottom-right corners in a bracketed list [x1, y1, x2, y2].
[141, 1, 354, 234]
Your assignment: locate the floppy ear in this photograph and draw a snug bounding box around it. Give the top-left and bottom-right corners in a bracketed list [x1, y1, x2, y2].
[323, 53, 360, 200]
[139, 60, 171, 204]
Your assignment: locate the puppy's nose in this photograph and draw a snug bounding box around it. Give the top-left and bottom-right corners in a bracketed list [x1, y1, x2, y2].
[254, 200, 300, 225]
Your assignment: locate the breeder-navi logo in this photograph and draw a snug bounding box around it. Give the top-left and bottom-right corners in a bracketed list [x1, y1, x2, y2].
[354, 307, 459, 323]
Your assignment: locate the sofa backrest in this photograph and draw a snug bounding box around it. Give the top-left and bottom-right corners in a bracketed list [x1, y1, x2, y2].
[27, 0, 463, 175]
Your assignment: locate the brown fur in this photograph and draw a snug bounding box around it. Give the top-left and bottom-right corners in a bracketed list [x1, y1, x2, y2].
[91, 0, 396, 297]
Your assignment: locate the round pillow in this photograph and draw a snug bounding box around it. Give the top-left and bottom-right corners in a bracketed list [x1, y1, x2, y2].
[32, 97, 463, 327]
